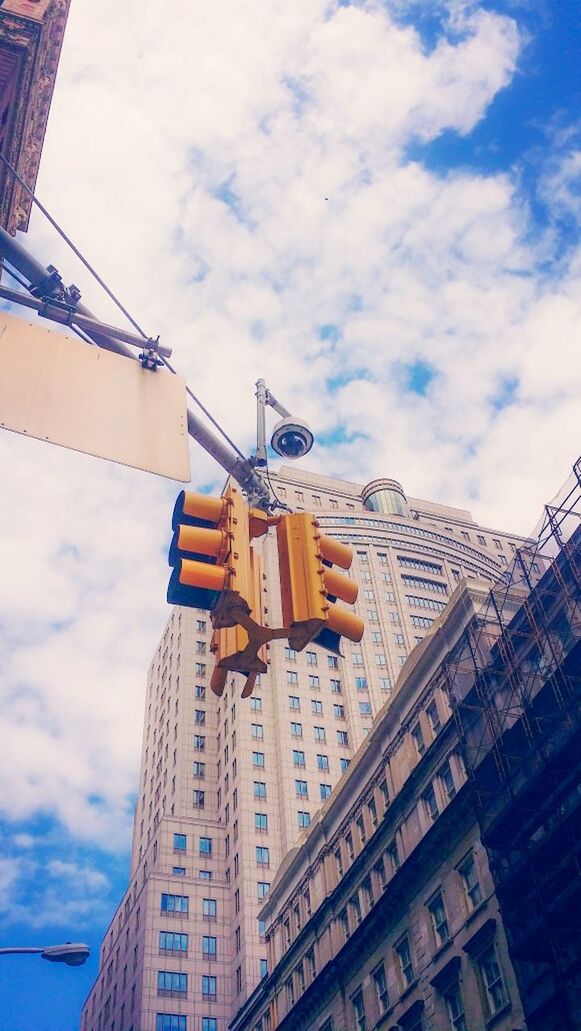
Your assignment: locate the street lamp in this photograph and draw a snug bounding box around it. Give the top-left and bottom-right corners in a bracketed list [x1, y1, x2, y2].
[0, 942, 90, 966]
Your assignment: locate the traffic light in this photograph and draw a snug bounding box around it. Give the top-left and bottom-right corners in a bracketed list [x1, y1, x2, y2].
[276, 513, 364, 653]
[167, 484, 252, 611]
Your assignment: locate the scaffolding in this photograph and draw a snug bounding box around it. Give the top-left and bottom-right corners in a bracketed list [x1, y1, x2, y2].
[444, 459, 581, 1030]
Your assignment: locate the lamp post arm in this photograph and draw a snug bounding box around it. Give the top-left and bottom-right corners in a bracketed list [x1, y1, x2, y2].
[0, 947, 42, 955]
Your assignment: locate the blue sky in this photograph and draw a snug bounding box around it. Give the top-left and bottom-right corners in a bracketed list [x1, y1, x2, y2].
[0, 0, 579, 1027]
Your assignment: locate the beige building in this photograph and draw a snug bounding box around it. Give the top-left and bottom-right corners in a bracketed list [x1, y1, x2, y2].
[232, 578, 527, 1031]
[0, 0, 70, 235]
[81, 466, 532, 1031]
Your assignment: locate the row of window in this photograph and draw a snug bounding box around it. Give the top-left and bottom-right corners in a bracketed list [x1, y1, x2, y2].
[161, 894, 217, 918]
[345, 938, 507, 1031]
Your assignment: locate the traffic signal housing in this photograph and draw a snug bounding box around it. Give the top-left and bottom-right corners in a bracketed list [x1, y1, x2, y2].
[277, 513, 364, 653]
[167, 485, 252, 611]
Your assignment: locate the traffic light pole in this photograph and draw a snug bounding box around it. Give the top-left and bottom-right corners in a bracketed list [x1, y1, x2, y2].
[0, 228, 271, 510]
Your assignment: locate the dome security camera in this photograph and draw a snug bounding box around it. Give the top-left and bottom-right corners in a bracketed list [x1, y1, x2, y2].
[270, 416, 314, 460]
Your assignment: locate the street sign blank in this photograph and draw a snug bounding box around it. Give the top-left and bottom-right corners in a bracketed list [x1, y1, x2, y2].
[0, 312, 191, 481]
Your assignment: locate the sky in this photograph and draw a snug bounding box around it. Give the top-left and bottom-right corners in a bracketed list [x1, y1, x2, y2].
[0, 0, 579, 1027]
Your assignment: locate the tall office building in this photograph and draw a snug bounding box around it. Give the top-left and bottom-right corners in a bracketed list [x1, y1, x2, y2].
[81, 466, 531, 1031]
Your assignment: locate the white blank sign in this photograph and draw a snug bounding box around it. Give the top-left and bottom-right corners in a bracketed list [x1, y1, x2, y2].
[0, 312, 191, 481]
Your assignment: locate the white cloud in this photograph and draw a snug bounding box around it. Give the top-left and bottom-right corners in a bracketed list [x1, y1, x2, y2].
[0, 0, 578, 864]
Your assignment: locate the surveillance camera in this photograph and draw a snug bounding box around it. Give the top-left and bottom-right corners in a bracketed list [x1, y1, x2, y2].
[270, 416, 314, 460]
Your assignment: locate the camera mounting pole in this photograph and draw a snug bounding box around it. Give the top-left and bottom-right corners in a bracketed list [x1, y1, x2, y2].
[255, 378, 292, 468]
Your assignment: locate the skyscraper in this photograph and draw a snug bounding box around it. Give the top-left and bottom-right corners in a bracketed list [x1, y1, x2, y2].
[81, 466, 531, 1031]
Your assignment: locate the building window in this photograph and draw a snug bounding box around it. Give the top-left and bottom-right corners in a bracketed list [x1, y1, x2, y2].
[340, 757, 351, 772]
[287, 670, 298, 685]
[335, 847, 344, 877]
[339, 909, 350, 941]
[196, 619, 206, 632]
[395, 934, 414, 989]
[172, 866, 186, 876]
[285, 646, 297, 661]
[327, 655, 339, 669]
[290, 721, 303, 737]
[439, 759, 456, 801]
[161, 893, 189, 915]
[428, 891, 449, 947]
[352, 652, 364, 665]
[374, 857, 386, 891]
[295, 779, 308, 797]
[309, 675, 320, 689]
[346, 831, 355, 860]
[306, 650, 318, 666]
[195, 684, 206, 699]
[202, 1020, 217, 1031]
[202, 936, 217, 957]
[317, 754, 329, 771]
[159, 931, 188, 954]
[195, 663, 206, 677]
[199, 837, 213, 856]
[351, 988, 366, 1031]
[426, 700, 441, 734]
[351, 893, 363, 926]
[293, 749, 306, 767]
[330, 678, 342, 693]
[250, 696, 262, 711]
[379, 676, 392, 693]
[255, 812, 268, 831]
[157, 970, 187, 996]
[355, 677, 368, 691]
[356, 815, 366, 845]
[286, 977, 295, 1008]
[156, 1016, 186, 1031]
[359, 701, 372, 715]
[333, 704, 345, 718]
[320, 783, 332, 800]
[337, 730, 349, 746]
[254, 781, 267, 799]
[298, 811, 311, 828]
[423, 784, 439, 823]
[192, 790, 205, 809]
[201, 975, 217, 999]
[260, 958, 268, 978]
[202, 898, 217, 919]
[199, 870, 212, 880]
[445, 983, 467, 1031]
[479, 944, 508, 1015]
[257, 881, 271, 899]
[193, 761, 205, 778]
[252, 752, 265, 767]
[459, 853, 482, 910]
[173, 833, 186, 852]
[288, 695, 300, 710]
[314, 726, 326, 742]
[256, 846, 270, 866]
[373, 963, 389, 1014]
[311, 699, 323, 714]
[251, 723, 264, 740]
[196, 640, 206, 654]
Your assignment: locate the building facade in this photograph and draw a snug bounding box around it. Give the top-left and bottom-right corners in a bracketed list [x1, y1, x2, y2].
[233, 472, 581, 1031]
[81, 466, 533, 1031]
[0, 0, 70, 235]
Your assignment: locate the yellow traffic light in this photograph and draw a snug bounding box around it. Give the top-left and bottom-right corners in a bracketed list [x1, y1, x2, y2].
[276, 513, 364, 653]
[167, 484, 252, 611]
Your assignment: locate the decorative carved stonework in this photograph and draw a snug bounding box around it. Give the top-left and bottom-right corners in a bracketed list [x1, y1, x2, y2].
[0, 0, 71, 235]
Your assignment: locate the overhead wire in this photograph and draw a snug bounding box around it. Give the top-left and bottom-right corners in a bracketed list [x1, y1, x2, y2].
[0, 152, 254, 471]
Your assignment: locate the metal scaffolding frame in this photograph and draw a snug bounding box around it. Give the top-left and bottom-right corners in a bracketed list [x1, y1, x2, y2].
[443, 458, 581, 1030]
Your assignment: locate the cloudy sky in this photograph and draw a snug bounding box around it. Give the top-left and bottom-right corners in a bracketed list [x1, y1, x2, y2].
[0, 0, 579, 1026]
